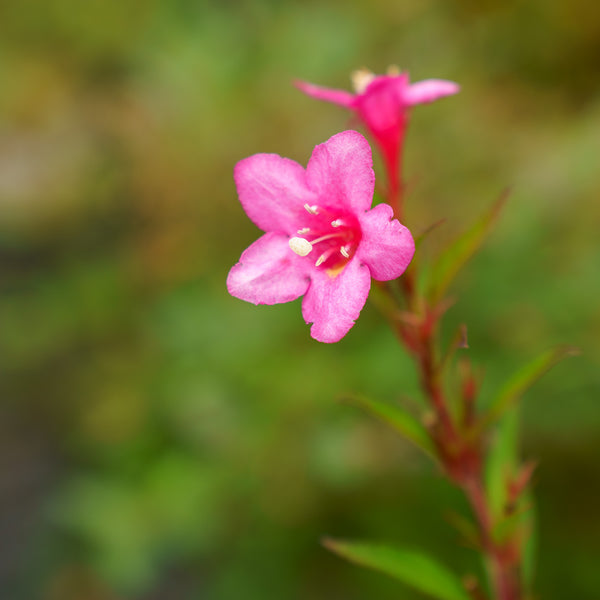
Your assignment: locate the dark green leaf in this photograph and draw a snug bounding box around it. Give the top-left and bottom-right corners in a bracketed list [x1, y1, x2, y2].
[323, 538, 471, 600]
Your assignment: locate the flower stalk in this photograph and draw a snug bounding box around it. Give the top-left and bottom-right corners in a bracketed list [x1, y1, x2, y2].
[388, 216, 526, 600]
[228, 67, 569, 600]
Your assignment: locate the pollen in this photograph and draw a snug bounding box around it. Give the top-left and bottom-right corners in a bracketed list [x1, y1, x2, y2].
[289, 237, 313, 257]
[351, 68, 375, 94]
[304, 204, 319, 215]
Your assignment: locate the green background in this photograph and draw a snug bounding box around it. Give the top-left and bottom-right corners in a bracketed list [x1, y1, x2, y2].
[1, 1, 599, 598]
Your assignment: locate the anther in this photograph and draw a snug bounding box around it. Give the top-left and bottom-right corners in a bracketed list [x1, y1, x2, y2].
[303, 204, 319, 215]
[351, 68, 375, 94]
[331, 219, 343, 228]
[340, 246, 350, 259]
[297, 227, 310, 234]
[289, 237, 313, 257]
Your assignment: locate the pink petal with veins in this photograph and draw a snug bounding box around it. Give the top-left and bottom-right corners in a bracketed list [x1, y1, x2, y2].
[234, 154, 317, 235]
[306, 130, 375, 214]
[227, 232, 310, 305]
[302, 258, 371, 343]
[358, 203, 415, 281]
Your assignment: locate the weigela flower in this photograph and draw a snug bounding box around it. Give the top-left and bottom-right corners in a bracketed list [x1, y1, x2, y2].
[227, 130, 414, 343]
[296, 67, 459, 187]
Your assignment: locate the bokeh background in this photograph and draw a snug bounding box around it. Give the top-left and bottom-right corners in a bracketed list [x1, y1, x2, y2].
[1, 1, 599, 598]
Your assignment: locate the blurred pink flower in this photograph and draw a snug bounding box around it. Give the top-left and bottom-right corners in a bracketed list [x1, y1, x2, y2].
[296, 68, 459, 208]
[227, 130, 414, 343]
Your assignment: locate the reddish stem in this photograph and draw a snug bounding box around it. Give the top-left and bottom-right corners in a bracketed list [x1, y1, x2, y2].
[415, 329, 522, 600]
[395, 271, 522, 600]
[463, 477, 521, 600]
[381, 139, 525, 600]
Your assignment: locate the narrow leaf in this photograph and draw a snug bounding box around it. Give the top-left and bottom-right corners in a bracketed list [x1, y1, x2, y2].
[439, 324, 469, 375]
[485, 407, 519, 521]
[323, 538, 471, 600]
[445, 511, 481, 550]
[521, 492, 537, 594]
[428, 189, 508, 304]
[479, 345, 579, 431]
[344, 395, 436, 459]
[415, 218, 447, 250]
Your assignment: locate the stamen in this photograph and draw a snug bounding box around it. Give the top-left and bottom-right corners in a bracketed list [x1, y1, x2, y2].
[340, 246, 350, 259]
[297, 227, 310, 234]
[315, 248, 336, 267]
[351, 68, 375, 94]
[331, 219, 343, 228]
[289, 237, 313, 257]
[304, 204, 319, 215]
[309, 232, 345, 245]
[387, 64, 401, 76]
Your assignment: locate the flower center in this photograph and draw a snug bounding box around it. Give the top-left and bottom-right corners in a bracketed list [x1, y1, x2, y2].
[288, 203, 361, 275]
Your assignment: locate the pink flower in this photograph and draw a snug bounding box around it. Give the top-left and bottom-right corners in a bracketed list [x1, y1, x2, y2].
[227, 130, 415, 343]
[296, 68, 459, 210]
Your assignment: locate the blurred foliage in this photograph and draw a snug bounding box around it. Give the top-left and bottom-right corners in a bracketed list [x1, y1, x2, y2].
[0, 0, 599, 599]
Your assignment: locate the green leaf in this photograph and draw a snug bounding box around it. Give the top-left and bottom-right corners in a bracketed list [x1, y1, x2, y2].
[485, 407, 519, 521]
[438, 324, 469, 375]
[445, 511, 480, 550]
[427, 190, 508, 304]
[521, 492, 537, 594]
[414, 218, 447, 250]
[344, 395, 436, 460]
[479, 345, 579, 431]
[323, 538, 471, 600]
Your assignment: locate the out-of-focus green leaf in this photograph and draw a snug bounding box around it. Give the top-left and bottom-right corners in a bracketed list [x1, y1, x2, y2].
[427, 190, 508, 304]
[521, 492, 537, 594]
[479, 345, 579, 431]
[414, 219, 447, 250]
[344, 395, 436, 460]
[485, 407, 519, 521]
[323, 538, 471, 600]
[485, 409, 537, 592]
[439, 324, 469, 375]
[445, 511, 480, 550]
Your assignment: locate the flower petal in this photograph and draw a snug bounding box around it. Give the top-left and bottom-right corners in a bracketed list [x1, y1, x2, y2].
[234, 154, 317, 235]
[302, 258, 371, 343]
[357, 203, 415, 281]
[227, 232, 310, 305]
[356, 74, 410, 134]
[403, 79, 460, 106]
[305, 130, 375, 214]
[294, 80, 355, 108]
